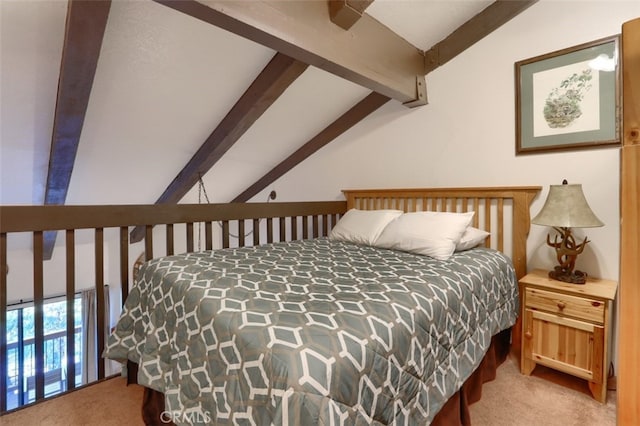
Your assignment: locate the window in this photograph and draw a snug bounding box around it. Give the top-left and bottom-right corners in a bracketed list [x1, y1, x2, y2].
[5, 296, 83, 410]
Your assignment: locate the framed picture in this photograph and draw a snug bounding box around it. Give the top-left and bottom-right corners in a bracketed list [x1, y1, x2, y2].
[515, 35, 620, 155]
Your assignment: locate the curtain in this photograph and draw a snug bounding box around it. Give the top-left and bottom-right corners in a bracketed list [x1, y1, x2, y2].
[81, 285, 110, 384]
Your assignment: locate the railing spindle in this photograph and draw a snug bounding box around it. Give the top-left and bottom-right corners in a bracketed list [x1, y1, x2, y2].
[266, 218, 273, 244]
[253, 219, 260, 246]
[312, 216, 319, 238]
[0, 232, 7, 412]
[222, 221, 230, 249]
[279, 217, 286, 241]
[95, 228, 105, 380]
[166, 224, 174, 256]
[66, 229, 76, 391]
[303, 216, 309, 239]
[205, 222, 213, 250]
[239, 220, 246, 247]
[291, 217, 298, 240]
[144, 225, 153, 261]
[120, 227, 129, 304]
[186, 223, 194, 252]
[322, 215, 329, 236]
[33, 231, 45, 401]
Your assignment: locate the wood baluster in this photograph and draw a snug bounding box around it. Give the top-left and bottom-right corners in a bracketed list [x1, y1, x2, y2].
[266, 218, 273, 244]
[0, 232, 7, 412]
[95, 228, 105, 380]
[145, 225, 153, 260]
[279, 217, 286, 241]
[33, 231, 45, 400]
[291, 216, 298, 240]
[205, 221, 213, 250]
[186, 223, 194, 253]
[222, 221, 230, 249]
[313, 216, 319, 238]
[165, 224, 174, 256]
[239, 220, 246, 247]
[253, 219, 260, 246]
[303, 216, 309, 239]
[66, 230, 76, 391]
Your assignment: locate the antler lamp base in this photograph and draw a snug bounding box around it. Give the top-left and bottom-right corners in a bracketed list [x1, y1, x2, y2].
[546, 227, 589, 285]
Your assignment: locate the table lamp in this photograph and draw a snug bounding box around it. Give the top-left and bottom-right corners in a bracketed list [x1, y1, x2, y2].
[531, 180, 604, 284]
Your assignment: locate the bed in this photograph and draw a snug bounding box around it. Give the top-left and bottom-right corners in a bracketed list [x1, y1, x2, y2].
[103, 186, 540, 425]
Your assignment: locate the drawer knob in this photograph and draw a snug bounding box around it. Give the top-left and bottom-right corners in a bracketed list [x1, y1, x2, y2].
[525, 331, 532, 339]
[557, 302, 566, 310]
[592, 301, 601, 307]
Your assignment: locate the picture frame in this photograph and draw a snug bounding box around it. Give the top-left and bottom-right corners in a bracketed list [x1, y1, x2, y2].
[515, 35, 620, 155]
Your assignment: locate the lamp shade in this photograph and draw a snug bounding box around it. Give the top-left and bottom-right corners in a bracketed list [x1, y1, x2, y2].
[531, 183, 604, 228]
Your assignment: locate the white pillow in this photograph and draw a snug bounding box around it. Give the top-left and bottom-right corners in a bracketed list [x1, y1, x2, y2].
[329, 209, 403, 246]
[374, 211, 474, 260]
[455, 227, 490, 252]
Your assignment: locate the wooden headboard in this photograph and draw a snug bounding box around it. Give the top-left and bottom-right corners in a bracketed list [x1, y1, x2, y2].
[342, 186, 541, 280]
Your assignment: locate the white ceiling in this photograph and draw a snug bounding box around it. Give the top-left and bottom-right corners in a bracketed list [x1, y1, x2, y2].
[0, 0, 494, 206]
[367, 0, 491, 50]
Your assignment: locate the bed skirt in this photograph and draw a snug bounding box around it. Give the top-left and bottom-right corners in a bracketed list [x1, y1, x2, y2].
[128, 328, 511, 426]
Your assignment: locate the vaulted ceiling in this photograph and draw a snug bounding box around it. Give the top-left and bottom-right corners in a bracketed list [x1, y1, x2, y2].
[0, 0, 537, 258]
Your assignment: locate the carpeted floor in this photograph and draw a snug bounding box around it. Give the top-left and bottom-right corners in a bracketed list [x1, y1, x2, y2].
[1, 357, 616, 425]
[469, 357, 616, 426]
[0, 376, 145, 426]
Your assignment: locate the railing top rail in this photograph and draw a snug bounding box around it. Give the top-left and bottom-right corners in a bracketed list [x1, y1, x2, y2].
[0, 201, 347, 233]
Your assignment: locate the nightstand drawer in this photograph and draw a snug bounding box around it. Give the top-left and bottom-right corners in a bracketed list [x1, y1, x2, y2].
[525, 288, 605, 323]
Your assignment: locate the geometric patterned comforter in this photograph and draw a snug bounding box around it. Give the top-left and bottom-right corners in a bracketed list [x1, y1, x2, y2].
[104, 238, 518, 425]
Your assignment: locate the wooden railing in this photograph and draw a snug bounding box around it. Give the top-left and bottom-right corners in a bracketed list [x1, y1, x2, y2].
[0, 201, 346, 414]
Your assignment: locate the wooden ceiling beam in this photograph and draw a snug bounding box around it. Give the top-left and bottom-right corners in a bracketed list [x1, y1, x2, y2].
[43, 0, 111, 260]
[129, 52, 308, 243]
[424, 0, 538, 73]
[154, 0, 426, 107]
[329, 0, 375, 30]
[232, 92, 390, 203]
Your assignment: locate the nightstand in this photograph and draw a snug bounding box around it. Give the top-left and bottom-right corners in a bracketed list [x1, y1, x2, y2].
[520, 269, 618, 403]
